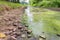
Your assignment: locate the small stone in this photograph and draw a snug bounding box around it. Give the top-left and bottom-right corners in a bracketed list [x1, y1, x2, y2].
[7, 27, 13, 31]
[3, 18, 8, 21]
[24, 27, 28, 31]
[27, 30, 32, 34]
[39, 35, 46, 39]
[13, 23, 18, 26]
[16, 32, 21, 36]
[13, 28, 17, 32]
[12, 32, 21, 36]
[11, 36, 17, 40]
[18, 26, 22, 29]
[27, 34, 32, 38]
[12, 32, 17, 35]
[21, 34, 26, 38]
[20, 29, 24, 32]
[12, 35, 17, 38]
[9, 18, 12, 21]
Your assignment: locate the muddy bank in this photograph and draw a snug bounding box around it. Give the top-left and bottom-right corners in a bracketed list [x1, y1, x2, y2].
[0, 6, 37, 40]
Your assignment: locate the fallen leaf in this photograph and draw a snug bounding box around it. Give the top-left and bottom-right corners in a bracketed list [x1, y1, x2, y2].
[0, 33, 6, 38]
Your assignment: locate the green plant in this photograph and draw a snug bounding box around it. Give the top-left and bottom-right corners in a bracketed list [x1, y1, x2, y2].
[30, 0, 60, 8]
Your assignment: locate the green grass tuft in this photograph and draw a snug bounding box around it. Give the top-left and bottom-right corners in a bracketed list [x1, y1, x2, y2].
[0, 1, 23, 9]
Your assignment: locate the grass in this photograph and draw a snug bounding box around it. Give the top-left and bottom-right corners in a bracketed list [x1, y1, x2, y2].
[30, 0, 60, 8]
[0, 1, 24, 10]
[32, 8, 60, 34]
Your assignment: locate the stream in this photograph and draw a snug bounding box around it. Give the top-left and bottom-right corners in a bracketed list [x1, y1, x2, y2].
[25, 6, 60, 40]
[20, 0, 60, 40]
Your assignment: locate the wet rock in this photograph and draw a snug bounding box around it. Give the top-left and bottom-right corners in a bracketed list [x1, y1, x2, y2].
[57, 34, 60, 37]
[39, 35, 46, 40]
[39, 37, 46, 40]
[39, 32, 46, 39]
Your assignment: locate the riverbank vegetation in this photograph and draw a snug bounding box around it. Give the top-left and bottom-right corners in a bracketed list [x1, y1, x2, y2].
[30, 0, 60, 8]
[0, 0, 23, 11]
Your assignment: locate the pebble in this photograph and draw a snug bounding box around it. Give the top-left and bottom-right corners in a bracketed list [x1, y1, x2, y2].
[21, 34, 26, 38]
[3, 18, 8, 21]
[57, 34, 60, 37]
[11, 36, 17, 40]
[12, 32, 17, 35]
[20, 29, 24, 32]
[9, 18, 13, 21]
[18, 26, 23, 29]
[9, 30, 12, 32]
[13, 28, 17, 32]
[27, 30, 32, 34]
[27, 34, 32, 38]
[24, 27, 28, 31]
[16, 32, 21, 36]
[13, 23, 18, 26]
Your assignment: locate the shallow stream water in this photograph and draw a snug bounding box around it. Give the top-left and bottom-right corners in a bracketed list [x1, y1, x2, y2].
[24, 7, 60, 40]
[19, 0, 60, 40]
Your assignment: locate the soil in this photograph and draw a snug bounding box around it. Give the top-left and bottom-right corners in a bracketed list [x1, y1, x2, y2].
[0, 5, 38, 40]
